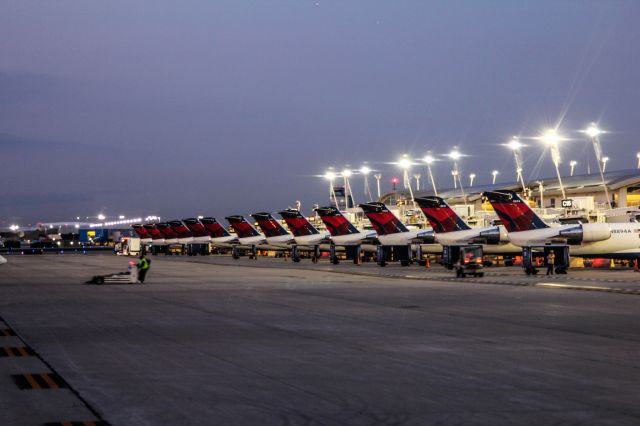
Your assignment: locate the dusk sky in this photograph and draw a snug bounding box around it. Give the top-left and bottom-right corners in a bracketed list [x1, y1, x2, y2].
[2, 1, 640, 224]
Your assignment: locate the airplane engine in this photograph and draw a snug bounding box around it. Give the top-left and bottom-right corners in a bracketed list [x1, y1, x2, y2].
[477, 226, 510, 245]
[559, 223, 611, 244]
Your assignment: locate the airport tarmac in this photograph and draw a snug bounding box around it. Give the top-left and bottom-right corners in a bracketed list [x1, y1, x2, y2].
[1, 254, 640, 425]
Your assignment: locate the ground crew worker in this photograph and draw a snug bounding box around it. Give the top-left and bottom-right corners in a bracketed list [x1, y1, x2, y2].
[546, 250, 555, 275]
[137, 253, 151, 283]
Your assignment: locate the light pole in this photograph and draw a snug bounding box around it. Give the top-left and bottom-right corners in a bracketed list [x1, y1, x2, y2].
[507, 137, 527, 195]
[360, 165, 373, 202]
[491, 170, 499, 185]
[374, 174, 382, 199]
[342, 168, 355, 210]
[569, 160, 577, 177]
[423, 154, 438, 196]
[413, 174, 421, 191]
[469, 173, 476, 188]
[537, 180, 544, 210]
[540, 129, 567, 201]
[583, 123, 611, 209]
[637, 152, 640, 169]
[398, 155, 416, 207]
[324, 170, 340, 208]
[448, 149, 467, 204]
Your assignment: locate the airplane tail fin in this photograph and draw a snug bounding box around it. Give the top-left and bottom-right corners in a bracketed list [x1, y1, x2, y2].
[251, 212, 290, 238]
[483, 190, 549, 232]
[314, 206, 360, 236]
[143, 224, 163, 239]
[278, 209, 320, 237]
[131, 224, 150, 238]
[155, 222, 178, 238]
[226, 215, 262, 238]
[201, 217, 231, 238]
[168, 220, 193, 238]
[359, 202, 409, 235]
[183, 218, 209, 238]
[414, 196, 471, 233]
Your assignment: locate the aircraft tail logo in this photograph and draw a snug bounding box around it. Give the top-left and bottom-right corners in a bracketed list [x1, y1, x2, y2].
[226, 215, 261, 238]
[483, 190, 549, 232]
[359, 202, 409, 235]
[279, 209, 320, 237]
[314, 206, 360, 236]
[414, 196, 471, 233]
[201, 217, 231, 238]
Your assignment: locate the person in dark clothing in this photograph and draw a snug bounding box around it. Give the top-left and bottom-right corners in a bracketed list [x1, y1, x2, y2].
[137, 253, 151, 283]
[546, 250, 555, 275]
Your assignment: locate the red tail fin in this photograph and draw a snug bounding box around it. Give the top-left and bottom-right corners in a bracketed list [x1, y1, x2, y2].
[183, 218, 209, 238]
[251, 213, 289, 238]
[225, 216, 261, 238]
[168, 220, 192, 238]
[483, 190, 549, 232]
[359, 202, 409, 235]
[314, 206, 360, 236]
[201, 217, 231, 238]
[155, 222, 178, 238]
[131, 224, 150, 238]
[414, 196, 471, 233]
[279, 209, 320, 237]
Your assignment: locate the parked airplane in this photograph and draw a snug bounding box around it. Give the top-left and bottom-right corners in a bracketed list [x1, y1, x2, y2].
[200, 217, 237, 246]
[142, 223, 165, 245]
[484, 189, 640, 261]
[155, 222, 179, 245]
[278, 209, 329, 246]
[131, 224, 153, 244]
[225, 215, 267, 259]
[414, 196, 520, 256]
[359, 202, 434, 266]
[168, 220, 195, 245]
[182, 218, 215, 244]
[314, 206, 376, 246]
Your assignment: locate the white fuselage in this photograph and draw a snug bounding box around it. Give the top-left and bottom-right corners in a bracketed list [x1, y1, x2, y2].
[330, 231, 377, 246]
[294, 233, 329, 245]
[433, 226, 521, 255]
[507, 222, 640, 258]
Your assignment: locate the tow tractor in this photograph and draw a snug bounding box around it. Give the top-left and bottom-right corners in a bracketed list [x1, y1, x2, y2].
[442, 244, 485, 277]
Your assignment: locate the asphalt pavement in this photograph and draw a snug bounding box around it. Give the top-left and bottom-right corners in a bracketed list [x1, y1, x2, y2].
[1, 254, 639, 425]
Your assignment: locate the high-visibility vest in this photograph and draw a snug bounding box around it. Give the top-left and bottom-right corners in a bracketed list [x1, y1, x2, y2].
[138, 258, 150, 270]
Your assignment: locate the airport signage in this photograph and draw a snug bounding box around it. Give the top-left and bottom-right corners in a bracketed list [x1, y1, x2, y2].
[561, 199, 573, 208]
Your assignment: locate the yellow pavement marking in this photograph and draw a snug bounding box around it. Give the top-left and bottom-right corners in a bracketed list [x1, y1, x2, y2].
[41, 373, 60, 389]
[24, 374, 41, 389]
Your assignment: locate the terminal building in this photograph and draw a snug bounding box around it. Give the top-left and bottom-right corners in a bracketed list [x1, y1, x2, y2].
[379, 169, 640, 227]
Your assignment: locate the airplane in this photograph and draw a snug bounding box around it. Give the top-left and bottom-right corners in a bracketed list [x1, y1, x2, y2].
[155, 222, 179, 245]
[314, 206, 378, 264]
[168, 220, 195, 245]
[278, 209, 329, 246]
[414, 196, 520, 257]
[142, 223, 166, 245]
[182, 218, 215, 244]
[252, 211, 333, 262]
[199, 217, 237, 246]
[131, 224, 153, 244]
[358, 202, 435, 266]
[484, 189, 640, 272]
[225, 215, 267, 259]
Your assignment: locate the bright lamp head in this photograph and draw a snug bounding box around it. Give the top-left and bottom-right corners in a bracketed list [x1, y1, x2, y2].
[324, 171, 336, 180]
[448, 150, 461, 160]
[359, 166, 371, 175]
[540, 129, 561, 146]
[507, 138, 522, 150]
[341, 169, 352, 178]
[423, 155, 434, 164]
[584, 123, 602, 138]
[398, 156, 411, 169]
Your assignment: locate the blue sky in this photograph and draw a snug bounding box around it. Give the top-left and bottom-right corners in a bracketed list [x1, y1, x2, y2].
[1, 1, 639, 223]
